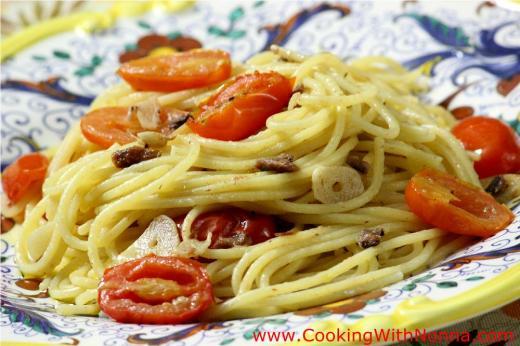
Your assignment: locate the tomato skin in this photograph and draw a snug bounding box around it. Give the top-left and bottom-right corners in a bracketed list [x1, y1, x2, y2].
[1, 153, 49, 203]
[452, 116, 520, 178]
[118, 49, 232, 92]
[80, 107, 143, 148]
[188, 71, 293, 141]
[80, 106, 187, 148]
[175, 208, 277, 248]
[98, 255, 213, 324]
[405, 168, 514, 237]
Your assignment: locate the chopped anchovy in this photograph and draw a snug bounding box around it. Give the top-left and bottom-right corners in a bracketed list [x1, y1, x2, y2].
[213, 233, 253, 249]
[485, 176, 508, 196]
[1, 215, 15, 233]
[112, 146, 161, 168]
[357, 227, 384, 249]
[347, 156, 370, 174]
[256, 153, 297, 173]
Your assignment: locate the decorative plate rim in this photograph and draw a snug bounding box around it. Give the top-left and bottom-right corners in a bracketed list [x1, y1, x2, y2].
[1, 1, 519, 345]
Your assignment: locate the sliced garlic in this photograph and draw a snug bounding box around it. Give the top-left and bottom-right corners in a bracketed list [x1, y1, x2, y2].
[132, 98, 161, 130]
[312, 166, 364, 204]
[118, 215, 180, 263]
[27, 224, 53, 262]
[137, 131, 168, 148]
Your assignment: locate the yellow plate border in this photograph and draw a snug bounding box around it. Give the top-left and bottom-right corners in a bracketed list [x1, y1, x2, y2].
[0, 0, 194, 62]
[298, 264, 519, 345]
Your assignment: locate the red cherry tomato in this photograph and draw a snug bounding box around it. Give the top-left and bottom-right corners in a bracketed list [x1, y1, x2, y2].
[175, 208, 277, 248]
[405, 168, 514, 237]
[452, 116, 520, 178]
[118, 49, 232, 92]
[188, 71, 293, 141]
[2, 153, 49, 203]
[98, 255, 213, 324]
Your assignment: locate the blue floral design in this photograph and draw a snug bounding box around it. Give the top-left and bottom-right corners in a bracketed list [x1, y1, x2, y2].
[0, 295, 82, 337]
[397, 15, 520, 83]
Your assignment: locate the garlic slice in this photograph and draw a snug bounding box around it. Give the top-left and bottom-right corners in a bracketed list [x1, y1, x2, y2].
[118, 215, 180, 263]
[137, 131, 168, 148]
[132, 98, 161, 130]
[27, 224, 53, 262]
[312, 166, 365, 204]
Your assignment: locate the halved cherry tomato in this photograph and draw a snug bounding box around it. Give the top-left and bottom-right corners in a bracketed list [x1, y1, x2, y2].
[175, 208, 277, 248]
[188, 71, 293, 141]
[80, 106, 188, 148]
[405, 168, 514, 237]
[452, 116, 520, 178]
[2, 153, 49, 203]
[118, 49, 232, 92]
[80, 107, 143, 148]
[98, 255, 213, 324]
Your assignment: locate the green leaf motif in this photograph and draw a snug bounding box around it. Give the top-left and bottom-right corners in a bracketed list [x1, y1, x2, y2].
[254, 1, 265, 7]
[1, 303, 81, 337]
[243, 318, 263, 325]
[466, 276, 484, 281]
[167, 31, 181, 40]
[314, 311, 332, 318]
[208, 26, 227, 36]
[0, 256, 8, 263]
[397, 14, 470, 48]
[507, 117, 520, 134]
[402, 283, 417, 291]
[437, 281, 458, 288]
[32, 55, 46, 61]
[74, 66, 94, 77]
[53, 50, 70, 59]
[138, 20, 152, 29]
[91, 55, 102, 66]
[366, 298, 380, 305]
[347, 314, 364, 319]
[412, 273, 435, 283]
[229, 7, 245, 22]
[220, 338, 234, 345]
[227, 30, 246, 39]
[265, 318, 287, 325]
[243, 328, 259, 340]
[124, 43, 137, 52]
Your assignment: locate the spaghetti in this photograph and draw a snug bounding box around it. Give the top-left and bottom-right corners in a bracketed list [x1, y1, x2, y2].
[13, 47, 482, 320]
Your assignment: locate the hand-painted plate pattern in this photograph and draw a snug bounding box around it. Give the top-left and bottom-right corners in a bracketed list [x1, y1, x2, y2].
[1, 1, 519, 345]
